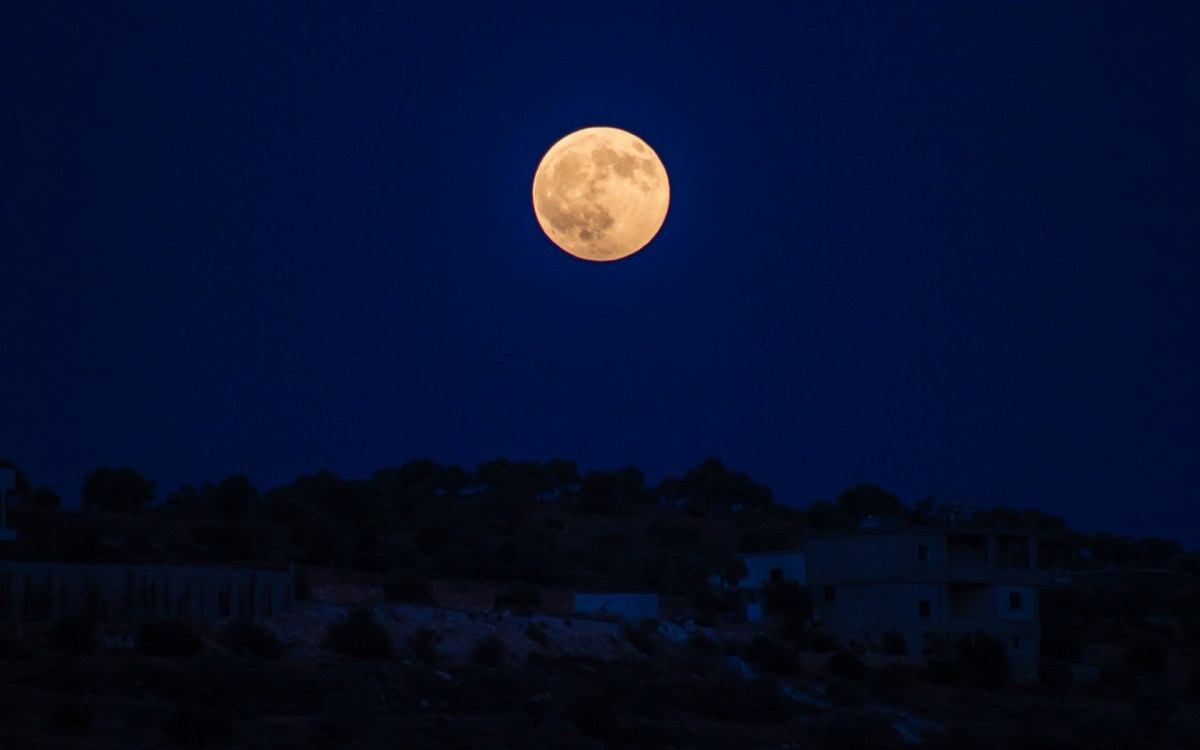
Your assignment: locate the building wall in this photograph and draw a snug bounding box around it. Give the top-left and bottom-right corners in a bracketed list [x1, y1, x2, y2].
[807, 531, 953, 584]
[0, 561, 294, 622]
[739, 551, 807, 589]
[806, 528, 1045, 681]
[573, 593, 659, 620]
[815, 581, 943, 654]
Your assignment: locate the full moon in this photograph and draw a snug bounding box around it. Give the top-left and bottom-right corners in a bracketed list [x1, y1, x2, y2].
[532, 126, 670, 262]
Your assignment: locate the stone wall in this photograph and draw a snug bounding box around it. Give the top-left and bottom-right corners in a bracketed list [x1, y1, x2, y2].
[573, 593, 660, 620]
[0, 561, 294, 622]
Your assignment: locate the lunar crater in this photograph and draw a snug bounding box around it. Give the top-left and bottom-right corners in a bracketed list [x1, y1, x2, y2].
[532, 126, 669, 262]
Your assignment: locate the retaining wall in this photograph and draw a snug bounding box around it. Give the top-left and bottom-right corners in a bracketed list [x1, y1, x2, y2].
[0, 561, 294, 622]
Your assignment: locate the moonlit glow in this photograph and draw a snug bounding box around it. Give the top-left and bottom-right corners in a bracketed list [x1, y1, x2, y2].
[532, 126, 670, 261]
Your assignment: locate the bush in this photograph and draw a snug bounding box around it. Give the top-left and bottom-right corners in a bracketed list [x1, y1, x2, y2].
[471, 635, 506, 667]
[821, 712, 904, 750]
[1123, 635, 1168, 674]
[808, 629, 838, 653]
[1188, 665, 1200, 696]
[524, 623, 549, 647]
[827, 650, 865, 680]
[382, 570, 434, 604]
[1038, 660, 1074, 692]
[926, 656, 965, 686]
[493, 582, 542, 611]
[324, 609, 392, 659]
[161, 703, 233, 749]
[763, 580, 813, 619]
[1098, 661, 1136, 694]
[955, 632, 1011, 689]
[746, 635, 800, 675]
[136, 619, 205, 657]
[690, 672, 791, 724]
[693, 589, 727, 616]
[220, 618, 284, 660]
[645, 519, 700, 546]
[406, 626, 442, 665]
[46, 699, 92, 735]
[50, 614, 97, 656]
[688, 631, 719, 657]
[1041, 625, 1083, 663]
[826, 675, 866, 707]
[622, 622, 658, 656]
[881, 629, 907, 656]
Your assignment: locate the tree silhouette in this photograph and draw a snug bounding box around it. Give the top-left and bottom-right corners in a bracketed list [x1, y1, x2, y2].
[211, 474, 258, 521]
[834, 483, 905, 522]
[81, 466, 155, 513]
[659, 457, 773, 515]
[580, 466, 650, 514]
[0, 459, 59, 508]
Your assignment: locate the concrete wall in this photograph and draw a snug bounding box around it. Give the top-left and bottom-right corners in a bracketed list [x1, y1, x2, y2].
[573, 593, 659, 620]
[0, 561, 294, 622]
[815, 581, 943, 654]
[806, 531, 948, 584]
[739, 551, 807, 589]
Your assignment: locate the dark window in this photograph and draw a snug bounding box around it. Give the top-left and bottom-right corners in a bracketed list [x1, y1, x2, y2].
[1013, 636, 1020, 648]
[824, 586, 836, 603]
[770, 568, 784, 583]
[918, 599, 931, 617]
[917, 544, 929, 562]
[1008, 591, 1021, 610]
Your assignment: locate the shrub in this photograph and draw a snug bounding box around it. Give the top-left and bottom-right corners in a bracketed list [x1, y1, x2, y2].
[926, 656, 965, 686]
[746, 635, 800, 675]
[827, 650, 866, 680]
[161, 703, 233, 749]
[1098, 661, 1136, 693]
[955, 632, 1011, 689]
[763, 580, 813, 619]
[136, 619, 205, 657]
[565, 685, 623, 739]
[47, 700, 92, 735]
[881, 629, 907, 656]
[50, 614, 97, 656]
[493, 582, 542, 611]
[471, 635, 506, 667]
[1123, 635, 1168, 674]
[1038, 660, 1074, 692]
[645, 519, 699, 546]
[693, 589, 727, 615]
[826, 675, 866, 707]
[220, 618, 284, 660]
[821, 712, 904, 750]
[382, 570, 434, 604]
[324, 609, 392, 659]
[688, 631, 719, 657]
[622, 622, 658, 656]
[406, 626, 442, 665]
[808, 629, 838, 653]
[1041, 625, 1083, 663]
[690, 672, 791, 724]
[1188, 665, 1200, 696]
[524, 623, 549, 647]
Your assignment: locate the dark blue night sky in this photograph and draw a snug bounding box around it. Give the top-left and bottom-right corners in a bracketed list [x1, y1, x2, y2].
[4, 3, 1198, 547]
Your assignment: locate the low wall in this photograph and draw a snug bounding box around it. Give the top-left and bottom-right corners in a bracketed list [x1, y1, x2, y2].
[0, 561, 294, 622]
[573, 593, 659, 621]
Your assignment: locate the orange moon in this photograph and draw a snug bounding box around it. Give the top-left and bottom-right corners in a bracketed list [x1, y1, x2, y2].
[532, 126, 670, 262]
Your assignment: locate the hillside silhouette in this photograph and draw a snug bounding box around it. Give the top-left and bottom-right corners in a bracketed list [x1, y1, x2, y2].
[1, 456, 1199, 749]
